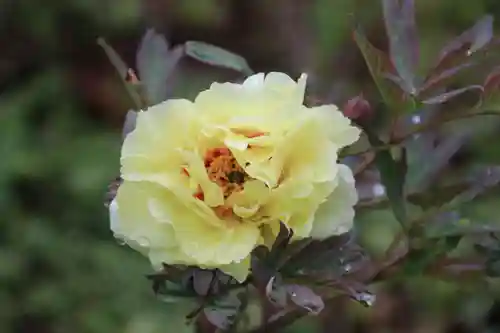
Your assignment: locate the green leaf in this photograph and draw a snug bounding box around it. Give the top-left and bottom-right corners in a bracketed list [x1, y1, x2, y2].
[148, 278, 197, 303]
[184, 41, 253, 75]
[402, 238, 462, 275]
[136, 29, 185, 105]
[473, 239, 500, 278]
[369, 135, 408, 227]
[425, 212, 500, 239]
[353, 28, 415, 114]
[485, 256, 500, 277]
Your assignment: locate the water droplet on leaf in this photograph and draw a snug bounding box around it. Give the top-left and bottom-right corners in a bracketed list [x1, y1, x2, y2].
[372, 184, 386, 197]
[411, 114, 421, 124]
[354, 291, 376, 307]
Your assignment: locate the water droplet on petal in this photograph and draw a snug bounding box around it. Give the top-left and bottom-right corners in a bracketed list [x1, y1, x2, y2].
[137, 237, 150, 247]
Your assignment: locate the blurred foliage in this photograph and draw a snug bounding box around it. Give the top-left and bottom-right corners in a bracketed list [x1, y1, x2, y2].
[3, 0, 500, 333]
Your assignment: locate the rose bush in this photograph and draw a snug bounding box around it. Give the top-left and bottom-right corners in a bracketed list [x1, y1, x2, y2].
[109, 72, 360, 281]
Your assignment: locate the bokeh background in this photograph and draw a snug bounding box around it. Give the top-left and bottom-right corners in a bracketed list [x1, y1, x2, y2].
[3, 0, 500, 332]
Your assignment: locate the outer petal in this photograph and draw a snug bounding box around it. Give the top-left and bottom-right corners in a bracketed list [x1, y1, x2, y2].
[218, 255, 252, 283]
[112, 182, 178, 244]
[309, 164, 357, 239]
[172, 213, 260, 266]
[111, 182, 180, 260]
[309, 105, 361, 149]
[121, 99, 201, 180]
[194, 73, 307, 124]
[148, 247, 195, 270]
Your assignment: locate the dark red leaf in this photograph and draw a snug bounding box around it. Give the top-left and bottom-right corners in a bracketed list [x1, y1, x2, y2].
[484, 66, 500, 92]
[193, 270, 215, 296]
[285, 285, 324, 315]
[422, 85, 483, 105]
[438, 15, 493, 64]
[419, 62, 474, 96]
[480, 67, 500, 111]
[265, 276, 288, 308]
[425, 16, 493, 83]
[203, 291, 245, 330]
[382, 0, 419, 94]
[419, 16, 494, 99]
[353, 28, 415, 114]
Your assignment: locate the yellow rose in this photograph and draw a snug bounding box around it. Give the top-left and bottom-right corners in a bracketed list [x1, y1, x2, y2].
[109, 72, 361, 282]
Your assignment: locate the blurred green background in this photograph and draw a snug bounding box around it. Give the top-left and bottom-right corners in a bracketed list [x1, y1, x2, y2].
[3, 1, 500, 332]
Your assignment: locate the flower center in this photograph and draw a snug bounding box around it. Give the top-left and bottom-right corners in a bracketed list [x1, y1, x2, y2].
[204, 147, 248, 199]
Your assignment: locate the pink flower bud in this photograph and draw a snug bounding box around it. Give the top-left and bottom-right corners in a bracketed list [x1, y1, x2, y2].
[343, 95, 372, 120]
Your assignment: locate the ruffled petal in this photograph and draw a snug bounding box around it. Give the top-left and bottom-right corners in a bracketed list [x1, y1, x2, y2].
[218, 255, 252, 283]
[309, 164, 357, 239]
[111, 182, 179, 253]
[171, 211, 261, 266]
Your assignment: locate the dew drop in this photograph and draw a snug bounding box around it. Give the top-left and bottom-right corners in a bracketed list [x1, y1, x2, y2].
[411, 114, 421, 124]
[372, 184, 386, 197]
[137, 237, 150, 247]
[355, 292, 376, 307]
